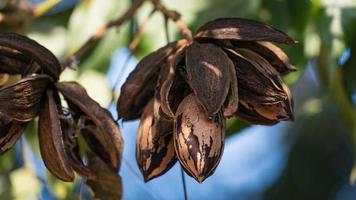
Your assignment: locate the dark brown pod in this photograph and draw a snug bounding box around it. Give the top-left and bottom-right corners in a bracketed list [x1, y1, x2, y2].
[237, 97, 293, 125]
[223, 61, 239, 117]
[60, 117, 95, 179]
[185, 42, 232, 116]
[235, 103, 279, 126]
[56, 82, 123, 170]
[195, 18, 296, 45]
[159, 47, 187, 119]
[0, 32, 61, 79]
[174, 94, 225, 183]
[136, 99, 176, 181]
[38, 89, 74, 181]
[85, 150, 122, 200]
[232, 41, 296, 75]
[0, 47, 29, 75]
[225, 48, 287, 104]
[118, 39, 188, 120]
[0, 112, 27, 154]
[0, 74, 52, 121]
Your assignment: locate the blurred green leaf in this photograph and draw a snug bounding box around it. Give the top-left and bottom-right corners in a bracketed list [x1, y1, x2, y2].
[10, 168, 41, 199]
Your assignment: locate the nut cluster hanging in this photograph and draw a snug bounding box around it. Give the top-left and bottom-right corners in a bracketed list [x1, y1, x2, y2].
[0, 32, 123, 184]
[117, 18, 296, 183]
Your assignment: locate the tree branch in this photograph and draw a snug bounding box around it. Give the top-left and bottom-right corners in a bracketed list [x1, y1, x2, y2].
[62, 0, 146, 70]
[62, 0, 194, 71]
[150, 0, 193, 41]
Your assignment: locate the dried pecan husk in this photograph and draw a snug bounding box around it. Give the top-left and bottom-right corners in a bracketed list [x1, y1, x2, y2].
[56, 82, 123, 171]
[0, 32, 61, 79]
[0, 47, 29, 74]
[0, 112, 27, 154]
[185, 42, 232, 117]
[223, 60, 238, 118]
[0, 74, 52, 121]
[118, 39, 189, 120]
[225, 47, 287, 104]
[195, 18, 296, 45]
[174, 94, 225, 183]
[85, 149, 122, 200]
[136, 99, 176, 181]
[38, 89, 74, 181]
[60, 116, 95, 179]
[232, 41, 296, 75]
[227, 48, 294, 123]
[159, 46, 187, 119]
[235, 103, 279, 125]
[237, 84, 294, 124]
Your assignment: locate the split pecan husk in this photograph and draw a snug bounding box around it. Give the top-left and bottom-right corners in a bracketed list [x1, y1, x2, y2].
[118, 17, 297, 183]
[0, 32, 123, 198]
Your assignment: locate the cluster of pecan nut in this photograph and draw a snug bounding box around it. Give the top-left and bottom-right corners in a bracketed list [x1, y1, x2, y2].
[0, 32, 123, 183]
[118, 18, 296, 182]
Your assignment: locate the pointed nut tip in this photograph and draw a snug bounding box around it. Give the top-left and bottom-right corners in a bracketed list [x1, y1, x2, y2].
[196, 176, 206, 183]
[143, 176, 151, 183]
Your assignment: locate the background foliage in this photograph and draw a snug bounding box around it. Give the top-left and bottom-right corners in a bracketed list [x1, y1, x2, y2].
[1, 0, 356, 199]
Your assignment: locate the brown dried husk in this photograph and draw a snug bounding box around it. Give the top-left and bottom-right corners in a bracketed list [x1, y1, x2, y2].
[0, 32, 61, 79]
[38, 89, 74, 181]
[185, 42, 232, 116]
[174, 94, 225, 183]
[159, 46, 187, 119]
[56, 82, 123, 171]
[118, 39, 189, 120]
[225, 47, 288, 104]
[0, 74, 52, 121]
[195, 18, 296, 45]
[232, 41, 296, 75]
[136, 99, 176, 181]
[0, 112, 27, 154]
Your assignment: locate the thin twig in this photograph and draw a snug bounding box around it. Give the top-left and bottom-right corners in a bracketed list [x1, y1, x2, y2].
[150, 0, 193, 41]
[62, 0, 146, 70]
[181, 166, 188, 200]
[110, 9, 156, 108]
[128, 8, 156, 51]
[163, 16, 170, 43]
